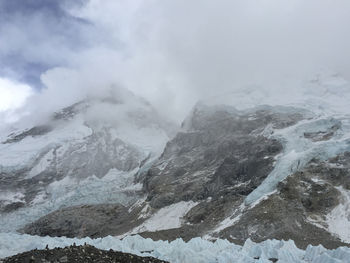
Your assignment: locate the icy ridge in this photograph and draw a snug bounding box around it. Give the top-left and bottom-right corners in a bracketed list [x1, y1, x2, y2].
[1, 233, 350, 263]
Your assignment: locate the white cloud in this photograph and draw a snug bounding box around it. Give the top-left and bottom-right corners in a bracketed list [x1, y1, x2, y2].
[52, 0, 349, 121]
[0, 78, 34, 127]
[0, 78, 33, 112]
[2, 0, 350, 124]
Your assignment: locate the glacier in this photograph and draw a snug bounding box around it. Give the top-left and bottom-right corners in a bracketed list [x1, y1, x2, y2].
[1, 233, 350, 263]
[0, 168, 143, 232]
[245, 116, 350, 205]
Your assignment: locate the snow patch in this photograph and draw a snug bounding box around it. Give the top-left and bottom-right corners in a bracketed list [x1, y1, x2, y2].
[0, 192, 25, 205]
[129, 201, 198, 233]
[137, 203, 152, 219]
[327, 187, 350, 243]
[213, 203, 245, 234]
[26, 149, 55, 179]
[0, 118, 92, 170]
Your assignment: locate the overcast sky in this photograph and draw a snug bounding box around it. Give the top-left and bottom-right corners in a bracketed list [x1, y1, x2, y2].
[0, 0, 349, 124]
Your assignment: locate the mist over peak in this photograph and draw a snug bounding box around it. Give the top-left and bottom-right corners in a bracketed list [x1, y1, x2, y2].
[0, 0, 349, 127]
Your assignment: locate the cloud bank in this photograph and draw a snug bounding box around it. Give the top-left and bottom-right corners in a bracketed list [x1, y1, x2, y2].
[0, 0, 349, 125]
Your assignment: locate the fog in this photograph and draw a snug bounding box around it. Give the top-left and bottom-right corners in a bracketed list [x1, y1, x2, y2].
[0, 0, 350, 125]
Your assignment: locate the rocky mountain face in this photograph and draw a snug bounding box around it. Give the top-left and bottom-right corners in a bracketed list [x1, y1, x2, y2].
[218, 152, 350, 249]
[2, 91, 350, 252]
[141, 104, 303, 209]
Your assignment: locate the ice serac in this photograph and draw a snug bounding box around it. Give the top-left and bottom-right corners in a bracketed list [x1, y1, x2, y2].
[0, 87, 175, 232]
[1, 233, 350, 263]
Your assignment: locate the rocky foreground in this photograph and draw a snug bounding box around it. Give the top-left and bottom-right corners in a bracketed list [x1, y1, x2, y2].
[1, 244, 168, 263]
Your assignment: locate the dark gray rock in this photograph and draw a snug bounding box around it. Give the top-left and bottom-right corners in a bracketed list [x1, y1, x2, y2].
[304, 119, 341, 142]
[141, 104, 305, 209]
[1, 202, 25, 213]
[53, 101, 89, 121]
[217, 152, 350, 249]
[20, 204, 145, 238]
[2, 125, 53, 144]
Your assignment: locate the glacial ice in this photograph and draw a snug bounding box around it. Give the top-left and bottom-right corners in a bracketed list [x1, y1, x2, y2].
[245, 116, 350, 205]
[1, 233, 350, 263]
[0, 168, 142, 232]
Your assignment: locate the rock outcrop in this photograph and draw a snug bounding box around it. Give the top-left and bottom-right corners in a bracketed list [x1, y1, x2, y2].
[217, 152, 350, 249]
[141, 104, 304, 209]
[20, 204, 143, 238]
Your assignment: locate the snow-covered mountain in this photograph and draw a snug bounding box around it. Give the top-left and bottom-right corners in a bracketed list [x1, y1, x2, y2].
[0, 87, 175, 232]
[2, 75, 350, 262]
